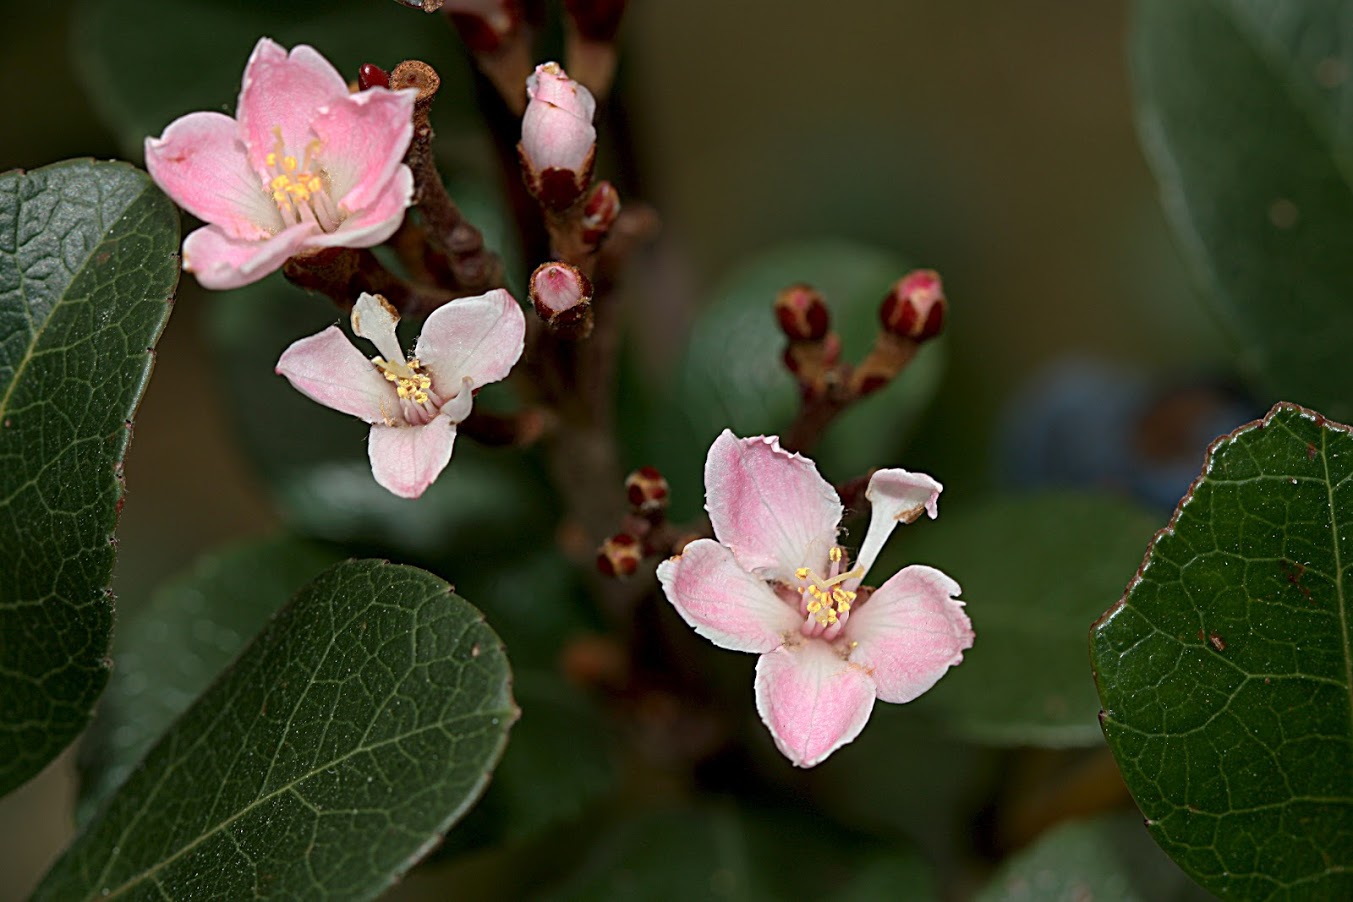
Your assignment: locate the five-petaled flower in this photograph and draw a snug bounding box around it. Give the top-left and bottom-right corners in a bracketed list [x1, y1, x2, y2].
[657, 431, 974, 767]
[145, 37, 417, 290]
[275, 290, 526, 499]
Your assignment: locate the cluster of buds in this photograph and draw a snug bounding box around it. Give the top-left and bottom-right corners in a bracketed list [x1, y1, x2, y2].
[775, 284, 842, 399]
[598, 466, 689, 578]
[850, 269, 948, 396]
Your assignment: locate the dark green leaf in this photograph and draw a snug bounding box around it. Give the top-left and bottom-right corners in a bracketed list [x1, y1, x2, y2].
[77, 535, 344, 822]
[975, 815, 1210, 902]
[1133, 0, 1353, 418]
[74, 0, 478, 159]
[0, 159, 178, 797]
[642, 240, 944, 520]
[1092, 403, 1353, 899]
[36, 559, 516, 901]
[882, 492, 1158, 747]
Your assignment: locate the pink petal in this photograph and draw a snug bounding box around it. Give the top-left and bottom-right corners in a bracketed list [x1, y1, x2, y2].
[656, 539, 801, 654]
[851, 468, 944, 585]
[306, 165, 414, 251]
[275, 325, 397, 424]
[237, 38, 350, 176]
[144, 111, 280, 237]
[181, 221, 317, 290]
[845, 565, 972, 704]
[754, 641, 877, 767]
[310, 87, 416, 212]
[414, 289, 526, 395]
[704, 432, 841, 580]
[349, 292, 404, 365]
[367, 415, 458, 499]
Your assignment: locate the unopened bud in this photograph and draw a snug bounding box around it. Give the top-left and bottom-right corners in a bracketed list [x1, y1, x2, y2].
[563, 0, 629, 41]
[880, 269, 946, 341]
[625, 466, 669, 513]
[774, 283, 830, 342]
[520, 63, 597, 209]
[357, 63, 390, 91]
[444, 0, 521, 54]
[529, 261, 593, 337]
[597, 533, 641, 577]
[581, 181, 621, 245]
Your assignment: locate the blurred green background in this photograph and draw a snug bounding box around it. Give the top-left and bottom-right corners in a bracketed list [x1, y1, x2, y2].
[0, 0, 1230, 896]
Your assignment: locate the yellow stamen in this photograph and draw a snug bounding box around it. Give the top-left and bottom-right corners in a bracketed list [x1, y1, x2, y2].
[796, 545, 864, 627]
[829, 546, 843, 563]
[374, 356, 434, 406]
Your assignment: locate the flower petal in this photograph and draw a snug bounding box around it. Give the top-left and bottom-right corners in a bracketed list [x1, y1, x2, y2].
[275, 325, 397, 424]
[350, 291, 405, 364]
[414, 289, 526, 394]
[704, 431, 841, 580]
[753, 641, 876, 767]
[851, 468, 944, 586]
[144, 111, 279, 237]
[311, 87, 416, 211]
[845, 565, 972, 704]
[367, 415, 458, 499]
[237, 38, 350, 174]
[306, 164, 414, 251]
[656, 539, 801, 654]
[181, 221, 316, 290]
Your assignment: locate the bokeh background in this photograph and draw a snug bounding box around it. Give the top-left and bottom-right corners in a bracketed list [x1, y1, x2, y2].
[0, 0, 1240, 896]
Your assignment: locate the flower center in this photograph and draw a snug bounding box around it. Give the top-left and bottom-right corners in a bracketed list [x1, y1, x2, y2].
[372, 356, 444, 425]
[795, 546, 863, 627]
[264, 127, 341, 231]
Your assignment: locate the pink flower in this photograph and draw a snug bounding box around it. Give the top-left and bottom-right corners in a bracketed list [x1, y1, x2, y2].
[275, 290, 525, 499]
[519, 62, 597, 208]
[145, 38, 417, 290]
[657, 432, 974, 767]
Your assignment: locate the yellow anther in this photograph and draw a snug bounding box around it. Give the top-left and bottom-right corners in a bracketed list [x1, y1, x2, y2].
[265, 152, 278, 167]
[806, 599, 822, 614]
[283, 155, 298, 172]
[829, 546, 843, 563]
[795, 567, 810, 580]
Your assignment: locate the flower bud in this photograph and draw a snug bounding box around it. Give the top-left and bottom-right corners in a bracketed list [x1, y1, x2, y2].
[357, 63, 390, 91]
[880, 269, 946, 341]
[520, 63, 597, 209]
[443, 0, 521, 54]
[581, 180, 621, 245]
[564, 0, 628, 41]
[774, 283, 830, 342]
[597, 533, 641, 577]
[625, 466, 669, 514]
[529, 261, 593, 337]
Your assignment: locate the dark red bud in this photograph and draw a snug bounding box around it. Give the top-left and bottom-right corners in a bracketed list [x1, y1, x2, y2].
[880, 269, 946, 341]
[597, 533, 641, 577]
[774, 283, 830, 342]
[581, 180, 621, 244]
[564, 0, 629, 41]
[625, 466, 669, 513]
[357, 63, 390, 91]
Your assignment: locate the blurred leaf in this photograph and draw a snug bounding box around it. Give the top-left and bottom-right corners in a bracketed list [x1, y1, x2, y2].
[73, 0, 477, 158]
[975, 815, 1210, 902]
[0, 160, 177, 798]
[646, 240, 944, 520]
[1092, 403, 1353, 898]
[881, 492, 1158, 747]
[1133, 0, 1353, 418]
[77, 535, 343, 822]
[543, 806, 935, 902]
[36, 560, 516, 900]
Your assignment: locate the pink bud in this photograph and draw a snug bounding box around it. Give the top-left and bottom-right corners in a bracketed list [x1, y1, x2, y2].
[880, 269, 946, 341]
[625, 465, 669, 513]
[520, 63, 597, 208]
[529, 261, 594, 334]
[597, 533, 641, 577]
[581, 180, 621, 245]
[774, 283, 830, 342]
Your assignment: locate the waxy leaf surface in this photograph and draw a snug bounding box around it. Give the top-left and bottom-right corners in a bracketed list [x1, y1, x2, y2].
[1093, 403, 1353, 899]
[1133, 0, 1353, 418]
[37, 560, 516, 901]
[0, 160, 177, 797]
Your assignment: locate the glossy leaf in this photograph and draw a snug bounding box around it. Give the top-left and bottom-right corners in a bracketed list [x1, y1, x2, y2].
[36, 560, 516, 900]
[880, 492, 1158, 747]
[1093, 403, 1353, 898]
[1133, 0, 1353, 418]
[975, 815, 1210, 902]
[77, 535, 343, 822]
[0, 159, 178, 797]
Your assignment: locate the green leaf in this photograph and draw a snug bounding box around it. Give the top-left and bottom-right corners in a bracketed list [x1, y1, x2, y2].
[73, 0, 477, 159]
[1133, 0, 1353, 418]
[975, 815, 1210, 902]
[881, 492, 1159, 747]
[36, 559, 517, 900]
[77, 535, 344, 823]
[641, 239, 944, 520]
[0, 159, 178, 797]
[1092, 403, 1353, 899]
